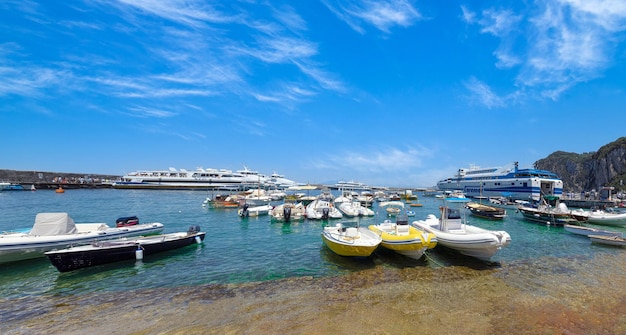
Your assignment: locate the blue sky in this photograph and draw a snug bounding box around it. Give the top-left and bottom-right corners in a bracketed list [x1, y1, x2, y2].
[2, 0, 626, 187]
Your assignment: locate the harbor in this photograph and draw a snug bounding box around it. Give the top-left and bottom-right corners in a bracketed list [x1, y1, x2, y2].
[1, 188, 625, 334]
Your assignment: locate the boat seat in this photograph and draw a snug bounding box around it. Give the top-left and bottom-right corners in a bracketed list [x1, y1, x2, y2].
[447, 228, 465, 234]
[345, 227, 359, 238]
[396, 224, 410, 236]
[445, 221, 464, 231]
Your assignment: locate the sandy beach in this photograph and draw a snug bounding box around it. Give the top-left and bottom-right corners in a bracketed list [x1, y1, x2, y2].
[3, 252, 625, 335]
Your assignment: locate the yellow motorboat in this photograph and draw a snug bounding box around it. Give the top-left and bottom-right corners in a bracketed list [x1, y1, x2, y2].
[322, 224, 382, 257]
[368, 217, 437, 260]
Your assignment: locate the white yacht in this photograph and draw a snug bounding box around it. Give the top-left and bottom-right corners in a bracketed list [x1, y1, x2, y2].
[437, 162, 563, 201]
[113, 167, 248, 190]
[113, 167, 297, 190]
[237, 166, 269, 184]
[332, 180, 371, 191]
[267, 172, 297, 188]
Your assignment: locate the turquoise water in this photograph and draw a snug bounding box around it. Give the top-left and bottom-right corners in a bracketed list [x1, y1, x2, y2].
[1, 189, 624, 301]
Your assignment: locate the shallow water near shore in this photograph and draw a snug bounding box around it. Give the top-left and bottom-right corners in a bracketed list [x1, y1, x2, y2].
[1, 189, 625, 334]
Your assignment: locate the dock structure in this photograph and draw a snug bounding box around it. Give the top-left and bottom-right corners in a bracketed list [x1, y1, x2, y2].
[0, 169, 119, 190]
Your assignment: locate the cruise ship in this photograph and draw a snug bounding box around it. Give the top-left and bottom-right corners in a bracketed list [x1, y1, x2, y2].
[113, 167, 296, 190]
[436, 162, 563, 201]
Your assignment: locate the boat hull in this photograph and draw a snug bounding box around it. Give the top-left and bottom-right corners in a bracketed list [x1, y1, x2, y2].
[238, 205, 272, 217]
[586, 213, 626, 226]
[517, 207, 578, 226]
[436, 162, 563, 201]
[0, 223, 164, 264]
[412, 216, 510, 261]
[368, 224, 436, 260]
[588, 235, 626, 247]
[563, 224, 623, 237]
[321, 227, 381, 257]
[466, 202, 506, 220]
[46, 232, 206, 272]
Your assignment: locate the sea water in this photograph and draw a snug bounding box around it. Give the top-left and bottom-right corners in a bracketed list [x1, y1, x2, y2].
[1, 189, 625, 333]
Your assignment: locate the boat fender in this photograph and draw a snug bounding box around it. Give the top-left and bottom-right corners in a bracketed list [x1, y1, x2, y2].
[135, 246, 144, 260]
[195, 235, 202, 244]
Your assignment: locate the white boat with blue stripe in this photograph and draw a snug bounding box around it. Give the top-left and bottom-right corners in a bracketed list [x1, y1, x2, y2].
[437, 161, 563, 202]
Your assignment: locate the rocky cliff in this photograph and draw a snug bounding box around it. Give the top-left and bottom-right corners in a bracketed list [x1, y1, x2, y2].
[535, 137, 626, 193]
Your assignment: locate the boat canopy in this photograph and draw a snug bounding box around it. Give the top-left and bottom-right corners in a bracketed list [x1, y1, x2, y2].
[29, 213, 78, 236]
[379, 201, 405, 208]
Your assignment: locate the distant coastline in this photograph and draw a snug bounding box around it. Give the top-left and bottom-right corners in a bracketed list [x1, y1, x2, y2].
[0, 169, 120, 189]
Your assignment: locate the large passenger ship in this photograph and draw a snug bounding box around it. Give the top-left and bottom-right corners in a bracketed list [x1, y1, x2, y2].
[436, 162, 563, 201]
[113, 167, 296, 190]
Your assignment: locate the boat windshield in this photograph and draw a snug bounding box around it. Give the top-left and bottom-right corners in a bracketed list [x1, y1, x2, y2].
[446, 208, 461, 220]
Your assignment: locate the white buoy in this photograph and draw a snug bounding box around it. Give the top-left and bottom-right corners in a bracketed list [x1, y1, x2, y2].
[195, 236, 202, 244]
[135, 247, 144, 260]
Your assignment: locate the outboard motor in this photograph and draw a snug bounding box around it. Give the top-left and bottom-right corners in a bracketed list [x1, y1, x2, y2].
[116, 216, 139, 227]
[283, 206, 292, 222]
[322, 207, 330, 220]
[240, 204, 250, 217]
[187, 225, 201, 235]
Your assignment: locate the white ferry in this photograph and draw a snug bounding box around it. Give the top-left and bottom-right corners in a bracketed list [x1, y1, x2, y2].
[113, 167, 295, 190]
[436, 162, 563, 201]
[332, 180, 371, 191]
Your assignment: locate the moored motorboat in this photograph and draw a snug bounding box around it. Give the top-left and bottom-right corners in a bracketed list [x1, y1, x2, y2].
[270, 202, 305, 222]
[306, 198, 343, 220]
[563, 224, 623, 238]
[238, 204, 273, 217]
[465, 201, 506, 220]
[588, 234, 626, 247]
[202, 194, 239, 208]
[239, 189, 272, 206]
[516, 197, 580, 226]
[337, 200, 375, 217]
[379, 201, 405, 217]
[412, 198, 511, 261]
[45, 226, 205, 272]
[368, 214, 437, 260]
[586, 208, 626, 226]
[321, 223, 382, 257]
[0, 213, 164, 264]
[0, 182, 24, 191]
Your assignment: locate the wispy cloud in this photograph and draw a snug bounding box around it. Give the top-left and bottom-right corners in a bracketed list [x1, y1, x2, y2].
[112, 0, 236, 27]
[125, 106, 177, 118]
[0, 66, 69, 97]
[272, 5, 307, 32]
[478, 8, 522, 37]
[1, 0, 345, 123]
[237, 35, 318, 63]
[460, 5, 476, 24]
[519, 0, 618, 95]
[314, 145, 432, 173]
[323, 0, 422, 34]
[463, 77, 505, 109]
[463, 0, 626, 105]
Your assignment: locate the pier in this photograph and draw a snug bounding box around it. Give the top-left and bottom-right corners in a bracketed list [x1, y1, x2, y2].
[0, 169, 119, 190]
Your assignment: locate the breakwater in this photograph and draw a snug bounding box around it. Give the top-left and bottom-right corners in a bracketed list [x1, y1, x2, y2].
[0, 169, 119, 189]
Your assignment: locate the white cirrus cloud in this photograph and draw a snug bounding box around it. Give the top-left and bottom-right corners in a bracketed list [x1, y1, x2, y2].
[323, 0, 422, 34]
[463, 0, 626, 106]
